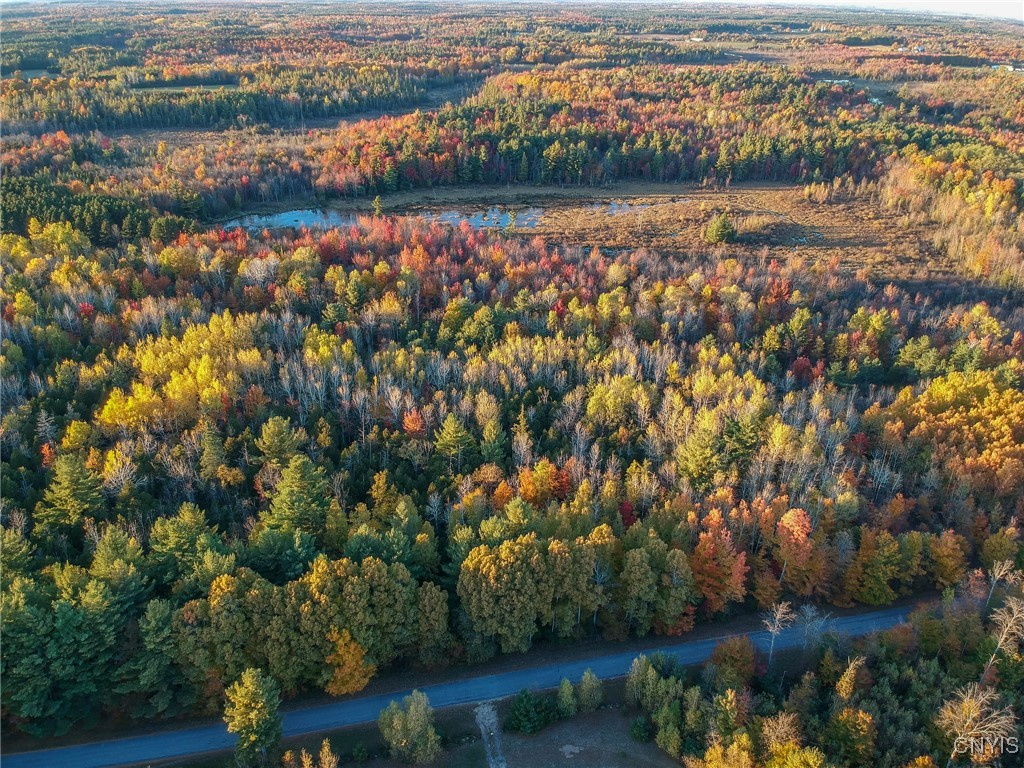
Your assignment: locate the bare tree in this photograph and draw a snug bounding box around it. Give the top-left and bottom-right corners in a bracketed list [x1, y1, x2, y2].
[759, 711, 801, 752]
[763, 601, 795, 668]
[936, 684, 1017, 768]
[984, 597, 1024, 677]
[795, 604, 832, 651]
[986, 560, 1022, 607]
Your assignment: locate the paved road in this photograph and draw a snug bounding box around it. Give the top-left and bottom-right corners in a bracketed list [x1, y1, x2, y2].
[3, 604, 911, 768]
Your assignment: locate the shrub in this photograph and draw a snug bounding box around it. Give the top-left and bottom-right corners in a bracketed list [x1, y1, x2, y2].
[630, 716, 653, 742]
[505, 689, 557, 734]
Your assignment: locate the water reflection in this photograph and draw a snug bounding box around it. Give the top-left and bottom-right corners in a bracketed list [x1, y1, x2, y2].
[222, 206, 546, 231]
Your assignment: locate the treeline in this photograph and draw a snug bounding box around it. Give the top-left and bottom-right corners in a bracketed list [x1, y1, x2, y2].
[0, 175, 192, 246]
[0, 69, 457, 134]
[311, 65, 883, 197]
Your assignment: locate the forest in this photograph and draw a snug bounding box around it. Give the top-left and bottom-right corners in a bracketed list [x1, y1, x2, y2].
[1, 3, 1023, 768]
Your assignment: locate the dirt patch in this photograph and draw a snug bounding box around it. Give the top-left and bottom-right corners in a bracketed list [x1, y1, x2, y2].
[501, 709, 675, 768]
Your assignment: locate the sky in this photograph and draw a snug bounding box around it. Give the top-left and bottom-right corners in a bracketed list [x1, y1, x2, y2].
[726, 0, 1023, 21]
[16, 0, 1024, 22]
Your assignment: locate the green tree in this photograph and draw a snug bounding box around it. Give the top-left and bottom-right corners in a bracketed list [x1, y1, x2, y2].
[89, 526, 150, 608]
[1, 576, 123, 736]
[505, 689, 556, 734]
[255, 416, 305, 469]
[417, 581, 454, 667]
[845, 529, 901, 605]
[224, 668, 282, 766]
[457, 534, 551, 653]
[1, 528, 35, 589]
[378, 690, 441, 765]
[620, 548, 658, 635]
[33, 454, 103, 542]
[655, 549, 698, 635]
[263, 454, 330, 537]
[557, 678, 577, 718]
[675, 411, 724, 495]
[704, 213, 736, 244]
[480, 419, 509, 466]
[577, 669, 603, 712]
[116, 599, 196, 718]
[199, 421, 227, 482]
[434, 414, 475, 473]
[148, 502, 229, 589]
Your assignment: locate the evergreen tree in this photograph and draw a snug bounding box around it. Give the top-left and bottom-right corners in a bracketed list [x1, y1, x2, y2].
[434, 414, 475, 473]
[33, 455, 103, 542]
[263, 454, 330, 538]
[255, 417, 304, 469]
[199, 421, 227, 482]
[704, 213, 736, 244]
[480, 418, 509, 466]
[115, 599, 196, 718]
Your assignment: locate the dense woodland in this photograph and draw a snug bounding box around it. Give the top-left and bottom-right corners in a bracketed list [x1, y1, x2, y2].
[1, 4, 1024, 768]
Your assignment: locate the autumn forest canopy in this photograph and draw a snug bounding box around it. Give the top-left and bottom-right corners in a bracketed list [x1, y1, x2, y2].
[1, 3, 1024, 768]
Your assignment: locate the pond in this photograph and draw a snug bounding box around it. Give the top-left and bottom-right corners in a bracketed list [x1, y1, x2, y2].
[222, 206, 546, 232]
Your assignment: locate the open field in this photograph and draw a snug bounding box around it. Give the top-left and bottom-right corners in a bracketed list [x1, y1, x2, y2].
[313, 181, 969, 289]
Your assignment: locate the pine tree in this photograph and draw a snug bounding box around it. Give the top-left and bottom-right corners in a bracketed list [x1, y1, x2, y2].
[620, 548, 658, 635]
[517, 151, 530, 183]
[417, 581, 453, 667]
[224, 668, 282, 766]
[704, 213, 736, 245]
[480, 418, 509, 466]
[2, 577, 123, 736]
[115, 599, 196, 718]
[255, 416, 304, 469]
[434, 414, 475, 473]
[34, 454, 103, 542]
[675, 411, 724, 495]
[199, 421, 226, 482]
[263, 454, 330, 537]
